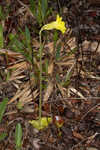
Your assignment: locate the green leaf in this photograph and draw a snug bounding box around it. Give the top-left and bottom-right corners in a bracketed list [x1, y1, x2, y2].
[0, 24, 4, 48]
[56, 74, 60, 83]
[8, 33, 16, 40]
[37, 0, 43, 25]
[8, 34, 24, 52]
[0, 132, 7, 141]
[25, 26, 32, 51]
[15, 39, 25, 50]
[29, 117, 52, 130]
[62, 62, 75, 87]
[29, 0, 36, 14]
[0, 98, 8, 123]
[0, 5, 10, 20]
[45, 59, 49, 75]
[62, 72, 72, 87]
[16, 102, 23, 110]
[41, 0, 48, 20]
[6, 71, 10, 81]
[65, 71, 72, 83]
[25, 26, 30, 45]
[0, 6, 4, 20]
[56, 43, 61, 61]
[15, 123, 22, 150]
[53, 31, 58, 43]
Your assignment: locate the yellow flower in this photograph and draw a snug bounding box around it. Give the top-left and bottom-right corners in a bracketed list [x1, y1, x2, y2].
[40, 15, 66, 34]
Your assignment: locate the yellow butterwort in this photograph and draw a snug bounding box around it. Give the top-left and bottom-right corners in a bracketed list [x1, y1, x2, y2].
[29, 117, 52, 130]
[40, 15, 66, 34]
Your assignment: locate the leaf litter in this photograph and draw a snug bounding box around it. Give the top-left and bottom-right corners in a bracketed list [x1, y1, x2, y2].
[0, 0, 100, 150]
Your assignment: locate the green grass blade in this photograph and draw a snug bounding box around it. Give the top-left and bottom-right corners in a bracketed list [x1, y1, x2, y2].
[56, 43, 61, 61]
[29, 0, 36, 14]
[0, 98, 8, 123]
[25, 26, 31, 45]
[25, 26, 31, 50]
[41, 0, 48, 20]
[8, 33, 25, 52]
[15, 123, 22, 150]
[0, 6, 4, 20]
[64, 71, 72, 86]
[62, 62, 75, 86]
[56, 74, 60, 83]
[0, 24, 4, 48]
[0, 6, 2, 19]
[53, 31, 58, 43]
[0, 132, 7, 141]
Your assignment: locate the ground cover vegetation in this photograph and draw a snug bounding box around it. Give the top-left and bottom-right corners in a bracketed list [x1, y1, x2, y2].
[0, 0, 100, 150]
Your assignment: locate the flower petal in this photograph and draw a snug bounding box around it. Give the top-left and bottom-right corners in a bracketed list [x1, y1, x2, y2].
[40, 14, 66, 34]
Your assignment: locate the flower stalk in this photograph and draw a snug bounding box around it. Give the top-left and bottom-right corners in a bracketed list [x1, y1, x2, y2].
[39, 14, 66, 127]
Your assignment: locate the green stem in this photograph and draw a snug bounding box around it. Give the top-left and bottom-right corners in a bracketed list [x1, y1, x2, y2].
[39, 31, 42, 126]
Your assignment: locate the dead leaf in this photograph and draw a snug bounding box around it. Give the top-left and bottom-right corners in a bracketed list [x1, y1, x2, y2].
[45, 42, 54, 54]
[73, 131, 84, 140]
[69, 87, 87, 100]
[43, 81, 53, 102]
[48, 61, 54, 74]
[57, 83, 67, 97]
